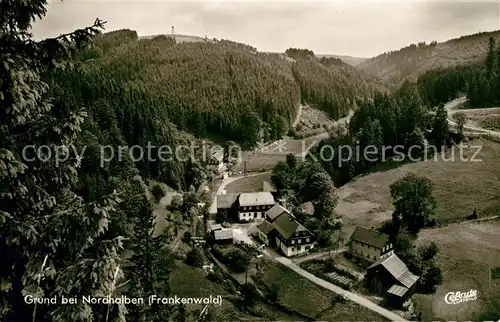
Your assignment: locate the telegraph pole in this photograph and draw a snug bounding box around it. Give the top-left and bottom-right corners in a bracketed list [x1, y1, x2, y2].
[244, 161, 247, 177]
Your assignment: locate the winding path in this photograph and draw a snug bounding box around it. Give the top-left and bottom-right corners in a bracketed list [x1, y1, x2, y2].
[444, 97, 500, 137]
[263, 248, 408, 322]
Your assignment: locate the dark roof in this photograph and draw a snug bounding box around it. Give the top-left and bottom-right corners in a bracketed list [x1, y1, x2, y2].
[272, 213, 311, 240]
[262, 180, 277, 192]
[265, 204, 290, 221]
[257, 220, 275, 235]
[368, 254, 419, 288]
[350, 226, 390, 249]
[217, 193, 239, 209]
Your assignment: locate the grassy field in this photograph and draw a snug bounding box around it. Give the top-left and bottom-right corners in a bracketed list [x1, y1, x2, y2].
[451, 107, 500, 130]
[225, 172, 272, 194]
[233, 133, 328, 173]
[255, 259, 388, 321]
[169, 260, 302, 321]
[332, 139, 500, 320]
[414, 219, 500, 321]
[336, 138, 500, 228]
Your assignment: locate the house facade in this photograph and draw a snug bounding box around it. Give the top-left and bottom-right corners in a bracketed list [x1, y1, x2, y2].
[273, 213, 315, 257]
[237, 192, 275, 222]
[366, 253, 419, 308]
[256, 220, 274, 246]
[209, 147, 225, 173]
[349, 226, 394, 262]
[215, 193, 239, 220]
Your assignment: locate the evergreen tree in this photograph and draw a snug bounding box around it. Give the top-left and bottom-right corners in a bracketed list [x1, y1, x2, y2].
[430, 103, 449, 151]
[127, 197, 173, 321]
[486, 37, 496, 78]
[0, 2, 129, 321]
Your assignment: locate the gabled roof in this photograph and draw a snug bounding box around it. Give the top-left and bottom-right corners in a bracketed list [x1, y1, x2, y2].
[214, 228, 233, 240]
[211, 147, 224, 163]
[368, 254, 419, 288]
[208, 222, 222, 231]
[273, 213, 312, 240]
[265, 204, 290, 221]
[350, 226, 390, 249]
[216, 193, 239, 209]
[257, 220, 275, 235]
[387, 284, 409, 297]
[262, 180, 277, 192]
[238, 192, 275, 207]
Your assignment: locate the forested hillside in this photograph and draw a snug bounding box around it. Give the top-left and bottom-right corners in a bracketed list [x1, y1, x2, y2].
[417, 35, 500, 109]
[359, 30, 500, 90]
[285, 48, 385, 120]
[62, 33, 381, 149]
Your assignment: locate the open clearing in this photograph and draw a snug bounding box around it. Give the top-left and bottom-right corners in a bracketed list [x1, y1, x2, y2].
[225, 172, 272, 194]
[336, 138, 500, 229]
[334, 137, 500, 320]
[414, 219, 500, 321]
[451, 107, 500, 130]
[256, 259, 388, 321]
[233, 133, 328, 173]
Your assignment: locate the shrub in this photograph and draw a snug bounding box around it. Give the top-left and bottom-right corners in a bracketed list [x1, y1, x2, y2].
[182, 231, 192, 243]
[227, 249, 251, 273]
[151, 184, 165, 203]
[186, 246, 204, 267]
[207, 269, 224, 284]
[324, 257, 335, 272]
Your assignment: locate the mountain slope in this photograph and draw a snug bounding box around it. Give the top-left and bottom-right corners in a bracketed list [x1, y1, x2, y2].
[70, 30, 381, 146]
[317, 54, 368, 66]
[359, 30, 500, 90]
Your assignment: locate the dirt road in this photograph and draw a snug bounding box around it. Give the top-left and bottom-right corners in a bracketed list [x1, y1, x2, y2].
[444, 97, 500, 137]
[263, 248, 408, 322]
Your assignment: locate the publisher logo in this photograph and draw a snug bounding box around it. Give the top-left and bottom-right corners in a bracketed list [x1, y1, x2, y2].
[444, 289, 477, 305]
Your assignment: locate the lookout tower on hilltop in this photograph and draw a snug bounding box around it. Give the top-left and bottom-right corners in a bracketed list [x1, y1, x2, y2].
[171, 26, 175, 35]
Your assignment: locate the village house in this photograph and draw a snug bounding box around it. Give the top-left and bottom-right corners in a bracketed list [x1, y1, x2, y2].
[366, 253, 419, 308]
[273, 212, 315, 257]
[215, 193, 239, 219]
[256, 205, 315, 256]
[213, 228, 234, 244]
[348, 226, 394, 262]
[256, 220, 274, 246]
[264, 203, 290, 223]
[209, 147, 225, 174]
[236, 192, 275, 222]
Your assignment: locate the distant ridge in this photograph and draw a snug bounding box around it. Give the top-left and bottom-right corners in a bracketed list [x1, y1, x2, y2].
[139, 33, 216, 44]
[316, 54, 368, 67]
[358, 29, 500, 89]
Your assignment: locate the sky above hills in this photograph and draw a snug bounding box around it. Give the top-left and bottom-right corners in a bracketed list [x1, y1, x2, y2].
[33, 0, 500, 58]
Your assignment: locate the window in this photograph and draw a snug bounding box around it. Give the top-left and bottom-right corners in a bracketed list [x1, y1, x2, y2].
[297, 239, 301, 244]
[291, 247, 294, 251]
[305, 246, 310, 250]
[306, 238, 310, 243]
[291, 240, 295, 244]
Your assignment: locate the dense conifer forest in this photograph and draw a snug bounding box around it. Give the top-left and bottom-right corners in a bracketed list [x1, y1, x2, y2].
[2, 1, 500, 320]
